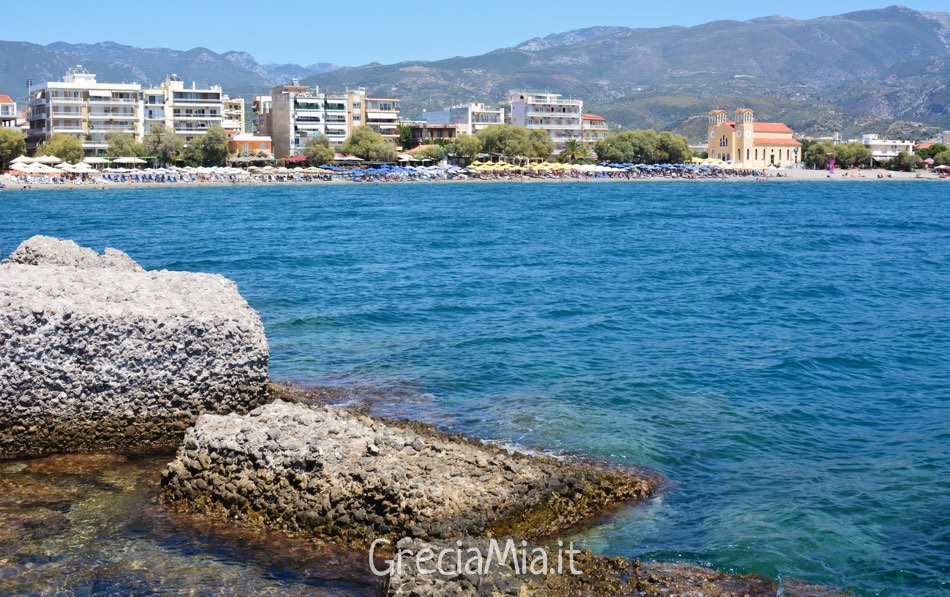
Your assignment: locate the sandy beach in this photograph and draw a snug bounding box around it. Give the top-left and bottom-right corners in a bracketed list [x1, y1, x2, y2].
[1, 167, 945, 192]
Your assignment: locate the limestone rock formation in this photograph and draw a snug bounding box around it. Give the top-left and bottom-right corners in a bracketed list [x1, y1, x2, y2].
[160, 400, 656, 547]
[0, 236, 269, 456]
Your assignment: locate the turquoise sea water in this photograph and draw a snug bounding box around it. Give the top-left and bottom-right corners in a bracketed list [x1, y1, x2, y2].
[1, 181, 947, 595]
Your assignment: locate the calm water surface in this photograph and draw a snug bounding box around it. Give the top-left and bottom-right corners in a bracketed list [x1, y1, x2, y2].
[1, 181, 947, 595]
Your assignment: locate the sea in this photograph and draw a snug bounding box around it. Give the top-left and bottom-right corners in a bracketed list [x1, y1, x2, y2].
[0, 181, 947, 595]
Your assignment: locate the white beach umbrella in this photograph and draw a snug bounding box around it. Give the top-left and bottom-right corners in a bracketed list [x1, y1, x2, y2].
[35, 155, 63, 165]
[83, 156, 111, 165]
[11, 155, 35, 164]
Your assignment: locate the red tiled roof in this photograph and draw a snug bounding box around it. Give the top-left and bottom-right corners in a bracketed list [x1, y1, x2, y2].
[582, 114, 605, 121]
[752, 137, 802, 146]
[753, 122, 793, 133]
[0, 95, 14, 104]
[915, 142, 936, 149]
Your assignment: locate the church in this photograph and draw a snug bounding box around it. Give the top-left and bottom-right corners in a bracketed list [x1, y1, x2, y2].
[707, 109, 801, 167]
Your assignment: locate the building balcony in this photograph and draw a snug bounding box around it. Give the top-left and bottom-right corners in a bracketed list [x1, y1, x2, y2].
[87, 98, 138, 105]
[48, 97, 86, 105]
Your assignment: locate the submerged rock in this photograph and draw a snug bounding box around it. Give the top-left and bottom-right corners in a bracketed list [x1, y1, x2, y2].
[160, 400, 657, 547]
[0, 236, 269, 457]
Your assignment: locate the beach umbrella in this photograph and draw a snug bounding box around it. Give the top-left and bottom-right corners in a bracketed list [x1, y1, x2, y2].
[35, 155, 63, 165]
[83, 157, 111, 165]
[11, 155, 35, 165]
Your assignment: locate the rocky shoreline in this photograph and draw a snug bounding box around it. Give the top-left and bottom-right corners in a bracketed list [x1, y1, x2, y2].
[0, 237, 849, 595]
[0, 236, 269, 457]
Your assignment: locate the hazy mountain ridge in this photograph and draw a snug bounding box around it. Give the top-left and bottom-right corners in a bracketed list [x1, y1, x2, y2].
[304, 5, 950, 138]
[0, 41, 336, 99]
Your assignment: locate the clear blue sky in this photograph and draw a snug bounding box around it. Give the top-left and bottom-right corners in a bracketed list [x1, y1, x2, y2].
[25, 1, 950, 67]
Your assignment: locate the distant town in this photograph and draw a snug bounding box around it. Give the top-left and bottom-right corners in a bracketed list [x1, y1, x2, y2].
[1, 66, 949, 174]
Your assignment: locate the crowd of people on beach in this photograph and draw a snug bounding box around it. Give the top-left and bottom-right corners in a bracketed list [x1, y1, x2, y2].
[2, 161, 778, 188]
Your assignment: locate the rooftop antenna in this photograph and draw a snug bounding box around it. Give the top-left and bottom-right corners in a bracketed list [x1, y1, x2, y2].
[26, 78, 33, 97]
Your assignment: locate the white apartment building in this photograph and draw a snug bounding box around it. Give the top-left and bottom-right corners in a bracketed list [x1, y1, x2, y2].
[364, 95, 400, 142]
[268, 83, 358, 158]
[859, 134, 914, 164]
[0, 95, 17, 129]
[942, 131, 949, 146]
[505, 91, 583, 151]
[581, 114, 609, 151]
[26, 66, 142, 154]
[422, 102, 503, 135]
[143, 75, 224, 144]
[223, 96, 245, 133]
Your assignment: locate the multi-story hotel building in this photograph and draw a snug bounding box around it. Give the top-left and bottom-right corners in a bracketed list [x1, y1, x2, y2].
[143, 75, 224, 144]
[265, 83, 401, 157]
[26, 67, 142, 154]
[505, 91, 583, 151]
[858, 134, 914, 164]
[581, 114, 609, 151]
[252, 95, 272, 136]
[707, 109, 801, 167]
[0, 95, 17, 129]
[363, 95, 400, 142]
[423, 102, 504, 136]
[268, 83, 354, 158]
[223, 96, 245, 134]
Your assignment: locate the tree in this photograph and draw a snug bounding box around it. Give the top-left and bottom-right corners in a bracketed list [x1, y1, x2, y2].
[0, 128, 26, 170]
[803, 142, 834, 169]
[595, 130, 682, 164]
[305, 134, 335, 166]
[934, 149, 950, 166]
[475, 124, 552, 159]
[396, 123, 411, 148]
[657, 131, 692, 163]
[106, 132, 142, 157]
[36, 134, 84, 163]
[915, 143, 948, 161]
[833, 142, 872, 169]
[143, 125, 184, 165]
[414, 145, 445, 162]
[446, 134, 482, 164]
[884, 151, 922, 172]
[559, 138, 589, 163]
[193, 125, 229, 166]
[341, 126, 397, 162]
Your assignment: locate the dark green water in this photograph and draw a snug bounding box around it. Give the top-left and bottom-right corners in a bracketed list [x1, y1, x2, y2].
[0, 181, 947, 594]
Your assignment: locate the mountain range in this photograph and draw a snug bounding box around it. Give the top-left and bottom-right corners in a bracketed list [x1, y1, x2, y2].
[1, 5, 948, 140]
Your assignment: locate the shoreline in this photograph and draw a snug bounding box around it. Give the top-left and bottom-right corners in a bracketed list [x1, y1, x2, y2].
[1, 168, 944, 192]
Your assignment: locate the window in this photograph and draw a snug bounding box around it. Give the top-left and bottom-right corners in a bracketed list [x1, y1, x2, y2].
[242, 143, 249, 152]
[746, 148, 750, 160]
[720, 135, 728, 148]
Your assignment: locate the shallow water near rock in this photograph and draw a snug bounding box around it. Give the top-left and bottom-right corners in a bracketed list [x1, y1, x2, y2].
[1, 181, 948, 595]
[0, 453, 379, 595]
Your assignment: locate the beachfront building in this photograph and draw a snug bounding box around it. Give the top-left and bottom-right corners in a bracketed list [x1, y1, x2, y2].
[223, 96, 245, 134]
[228, 132, 272, 156]
[143, 75, 224, 144]
[859, 134, 914, 164]
[0, 95, 17, 129]
[706, 109, 801, 167]
[504, 91, 584, 152]
[581, 114, 608, 151]
[267, 83, 362, 158]
[423, 102, 504, 136]
[26, 67, 143, 155]
[363, 95, 400, 142]
[252, 95, 272, 136]
[943, 131, 950, 145]
[406, 122, 458, 148]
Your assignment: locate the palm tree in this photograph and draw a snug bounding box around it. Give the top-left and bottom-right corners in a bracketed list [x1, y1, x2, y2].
[559, 138, 588, 163]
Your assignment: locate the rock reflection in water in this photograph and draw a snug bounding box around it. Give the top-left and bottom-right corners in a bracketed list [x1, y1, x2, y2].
[0, 452, 380, 595]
